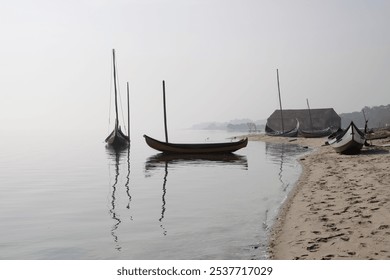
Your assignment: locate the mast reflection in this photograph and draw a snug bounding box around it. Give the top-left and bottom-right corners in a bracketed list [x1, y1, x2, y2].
[265, 142, 309, 191]
[145, 153, 248, 171]
[144, 153, 248, 236]
[265, 142, 288, 192]
[159, 161, 168, 236]
[106, 145, 131, 250]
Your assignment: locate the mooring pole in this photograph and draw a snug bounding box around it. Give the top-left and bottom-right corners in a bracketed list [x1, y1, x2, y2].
[277, 69, 285, 133]
[162, 80, 169, 143]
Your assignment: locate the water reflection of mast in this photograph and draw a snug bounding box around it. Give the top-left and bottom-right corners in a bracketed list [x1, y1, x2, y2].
[159, 161, 168, 236]
[144, 153, 248, 236]
[265, 143, 288, 192]
[110, 149, 122, 251]
[107, 146, 132, 250]
[278, 145, 289, 192]
[125, 147, 132, 220]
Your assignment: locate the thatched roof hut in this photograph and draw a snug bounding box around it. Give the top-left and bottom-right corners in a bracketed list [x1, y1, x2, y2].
[267, 108, 341, 131]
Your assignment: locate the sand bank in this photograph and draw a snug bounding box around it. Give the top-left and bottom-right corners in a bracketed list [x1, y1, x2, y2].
[247, 134, 390, 260]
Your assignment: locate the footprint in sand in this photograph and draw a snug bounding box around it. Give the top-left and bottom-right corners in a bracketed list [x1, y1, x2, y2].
[319, 216, 329, 222]
[340, 236, 350, 241]
[307, 244, 319, 252]
[322, 254, 335, 260]
[360, 214, 372, 219]
[378, 225, 389, 230]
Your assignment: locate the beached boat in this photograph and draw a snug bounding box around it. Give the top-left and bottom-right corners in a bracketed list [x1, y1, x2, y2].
[299, 127, 332, 138]
[105, 49, 130, 149]
[298, 98, 333, 138]
[265, 119, 299, 137]
[266, 69, 299, 137]
[144, 81, 247, 154]
[144, 135, 248, 154]
[327, 121, 365, 154]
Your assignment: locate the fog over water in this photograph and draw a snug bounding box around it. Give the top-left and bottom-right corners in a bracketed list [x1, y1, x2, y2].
[0, 129, 310, 259]
[1, 0, 389, 136]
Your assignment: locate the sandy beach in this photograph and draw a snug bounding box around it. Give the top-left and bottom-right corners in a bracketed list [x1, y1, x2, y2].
[247, 132, 390, 260]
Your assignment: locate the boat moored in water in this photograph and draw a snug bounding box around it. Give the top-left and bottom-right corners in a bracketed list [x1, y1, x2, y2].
[144, 135, 248, 154]
[105, 49, 130, 149]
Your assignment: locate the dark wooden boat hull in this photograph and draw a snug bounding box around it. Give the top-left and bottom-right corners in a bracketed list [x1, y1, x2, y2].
[144, 135, 248, 154]
[327, 122, 365, 154]
[265, 120, 299, 137]
[105, 126, 129, 149]
[299, 127, 332, 138]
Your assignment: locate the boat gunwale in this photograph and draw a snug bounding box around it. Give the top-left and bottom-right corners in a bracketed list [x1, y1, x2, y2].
[265, 120, 299, 137]
[143, 134, 248, 154]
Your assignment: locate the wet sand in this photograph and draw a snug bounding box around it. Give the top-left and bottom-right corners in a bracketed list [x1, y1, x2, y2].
[247, 134, 390, 260]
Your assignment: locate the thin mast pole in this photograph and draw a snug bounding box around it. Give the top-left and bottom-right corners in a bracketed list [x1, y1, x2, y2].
[162, 80, 169, 143]
[276, 69, 284, 133]
[306, 98, 313, 130]
[127, 81, 130, 140]
[362, 109, 368, 133]
[112, 49, 119, 131]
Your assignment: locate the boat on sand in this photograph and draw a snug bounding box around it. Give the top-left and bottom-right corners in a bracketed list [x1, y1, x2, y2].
[326, 121, 365, 154]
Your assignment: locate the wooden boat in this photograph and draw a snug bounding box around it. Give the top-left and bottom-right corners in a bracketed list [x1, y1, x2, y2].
[266, 69, 299, 137]
[298, 98, 333, 138]
[299, 127, 332, 138]
[327, 121, 365, 154]
[105, 49, 130, 149]
[144, 135, 248, 154]
[144, 80, 247, 154]
[105, 127, 129, 148]
[265, 119, 299, 137]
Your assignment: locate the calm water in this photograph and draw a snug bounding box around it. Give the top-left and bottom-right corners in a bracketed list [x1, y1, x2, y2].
[0, 129, 309, 260]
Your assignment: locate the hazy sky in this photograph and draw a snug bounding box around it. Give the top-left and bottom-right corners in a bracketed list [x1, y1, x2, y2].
[1, 0, 389, 136]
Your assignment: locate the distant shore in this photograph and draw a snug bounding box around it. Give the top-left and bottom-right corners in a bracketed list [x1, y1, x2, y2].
[246, 133, 390, 260]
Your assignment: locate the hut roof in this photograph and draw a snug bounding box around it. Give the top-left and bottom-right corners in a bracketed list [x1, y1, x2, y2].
[267, 108, 340, 131]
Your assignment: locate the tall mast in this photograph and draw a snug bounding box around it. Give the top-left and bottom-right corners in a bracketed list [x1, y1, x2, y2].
[362, 109, 368, 133]
[276, 69, 284, 133]
[162, 80, 169, 143]
[112, 49, 119, 131]
[306, 98, 313, 130]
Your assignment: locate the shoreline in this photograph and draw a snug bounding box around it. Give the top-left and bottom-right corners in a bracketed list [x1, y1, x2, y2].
[247, 134, 390, 260]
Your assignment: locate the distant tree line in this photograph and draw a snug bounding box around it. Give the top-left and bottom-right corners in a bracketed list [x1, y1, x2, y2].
[191, 119, 265, 132]
[339, 104, 390, 129]
[226, 123, 263, 132]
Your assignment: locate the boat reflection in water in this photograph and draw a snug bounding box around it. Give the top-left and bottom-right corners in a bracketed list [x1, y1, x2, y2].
[106, 146, 131, 251]
[265, 142, 310, 192]
[145, 153, 248, 171]
[144, 153, 248, 236]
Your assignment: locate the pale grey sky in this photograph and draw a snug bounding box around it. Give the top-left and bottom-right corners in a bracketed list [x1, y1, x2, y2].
[1, 0, 389, 137]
